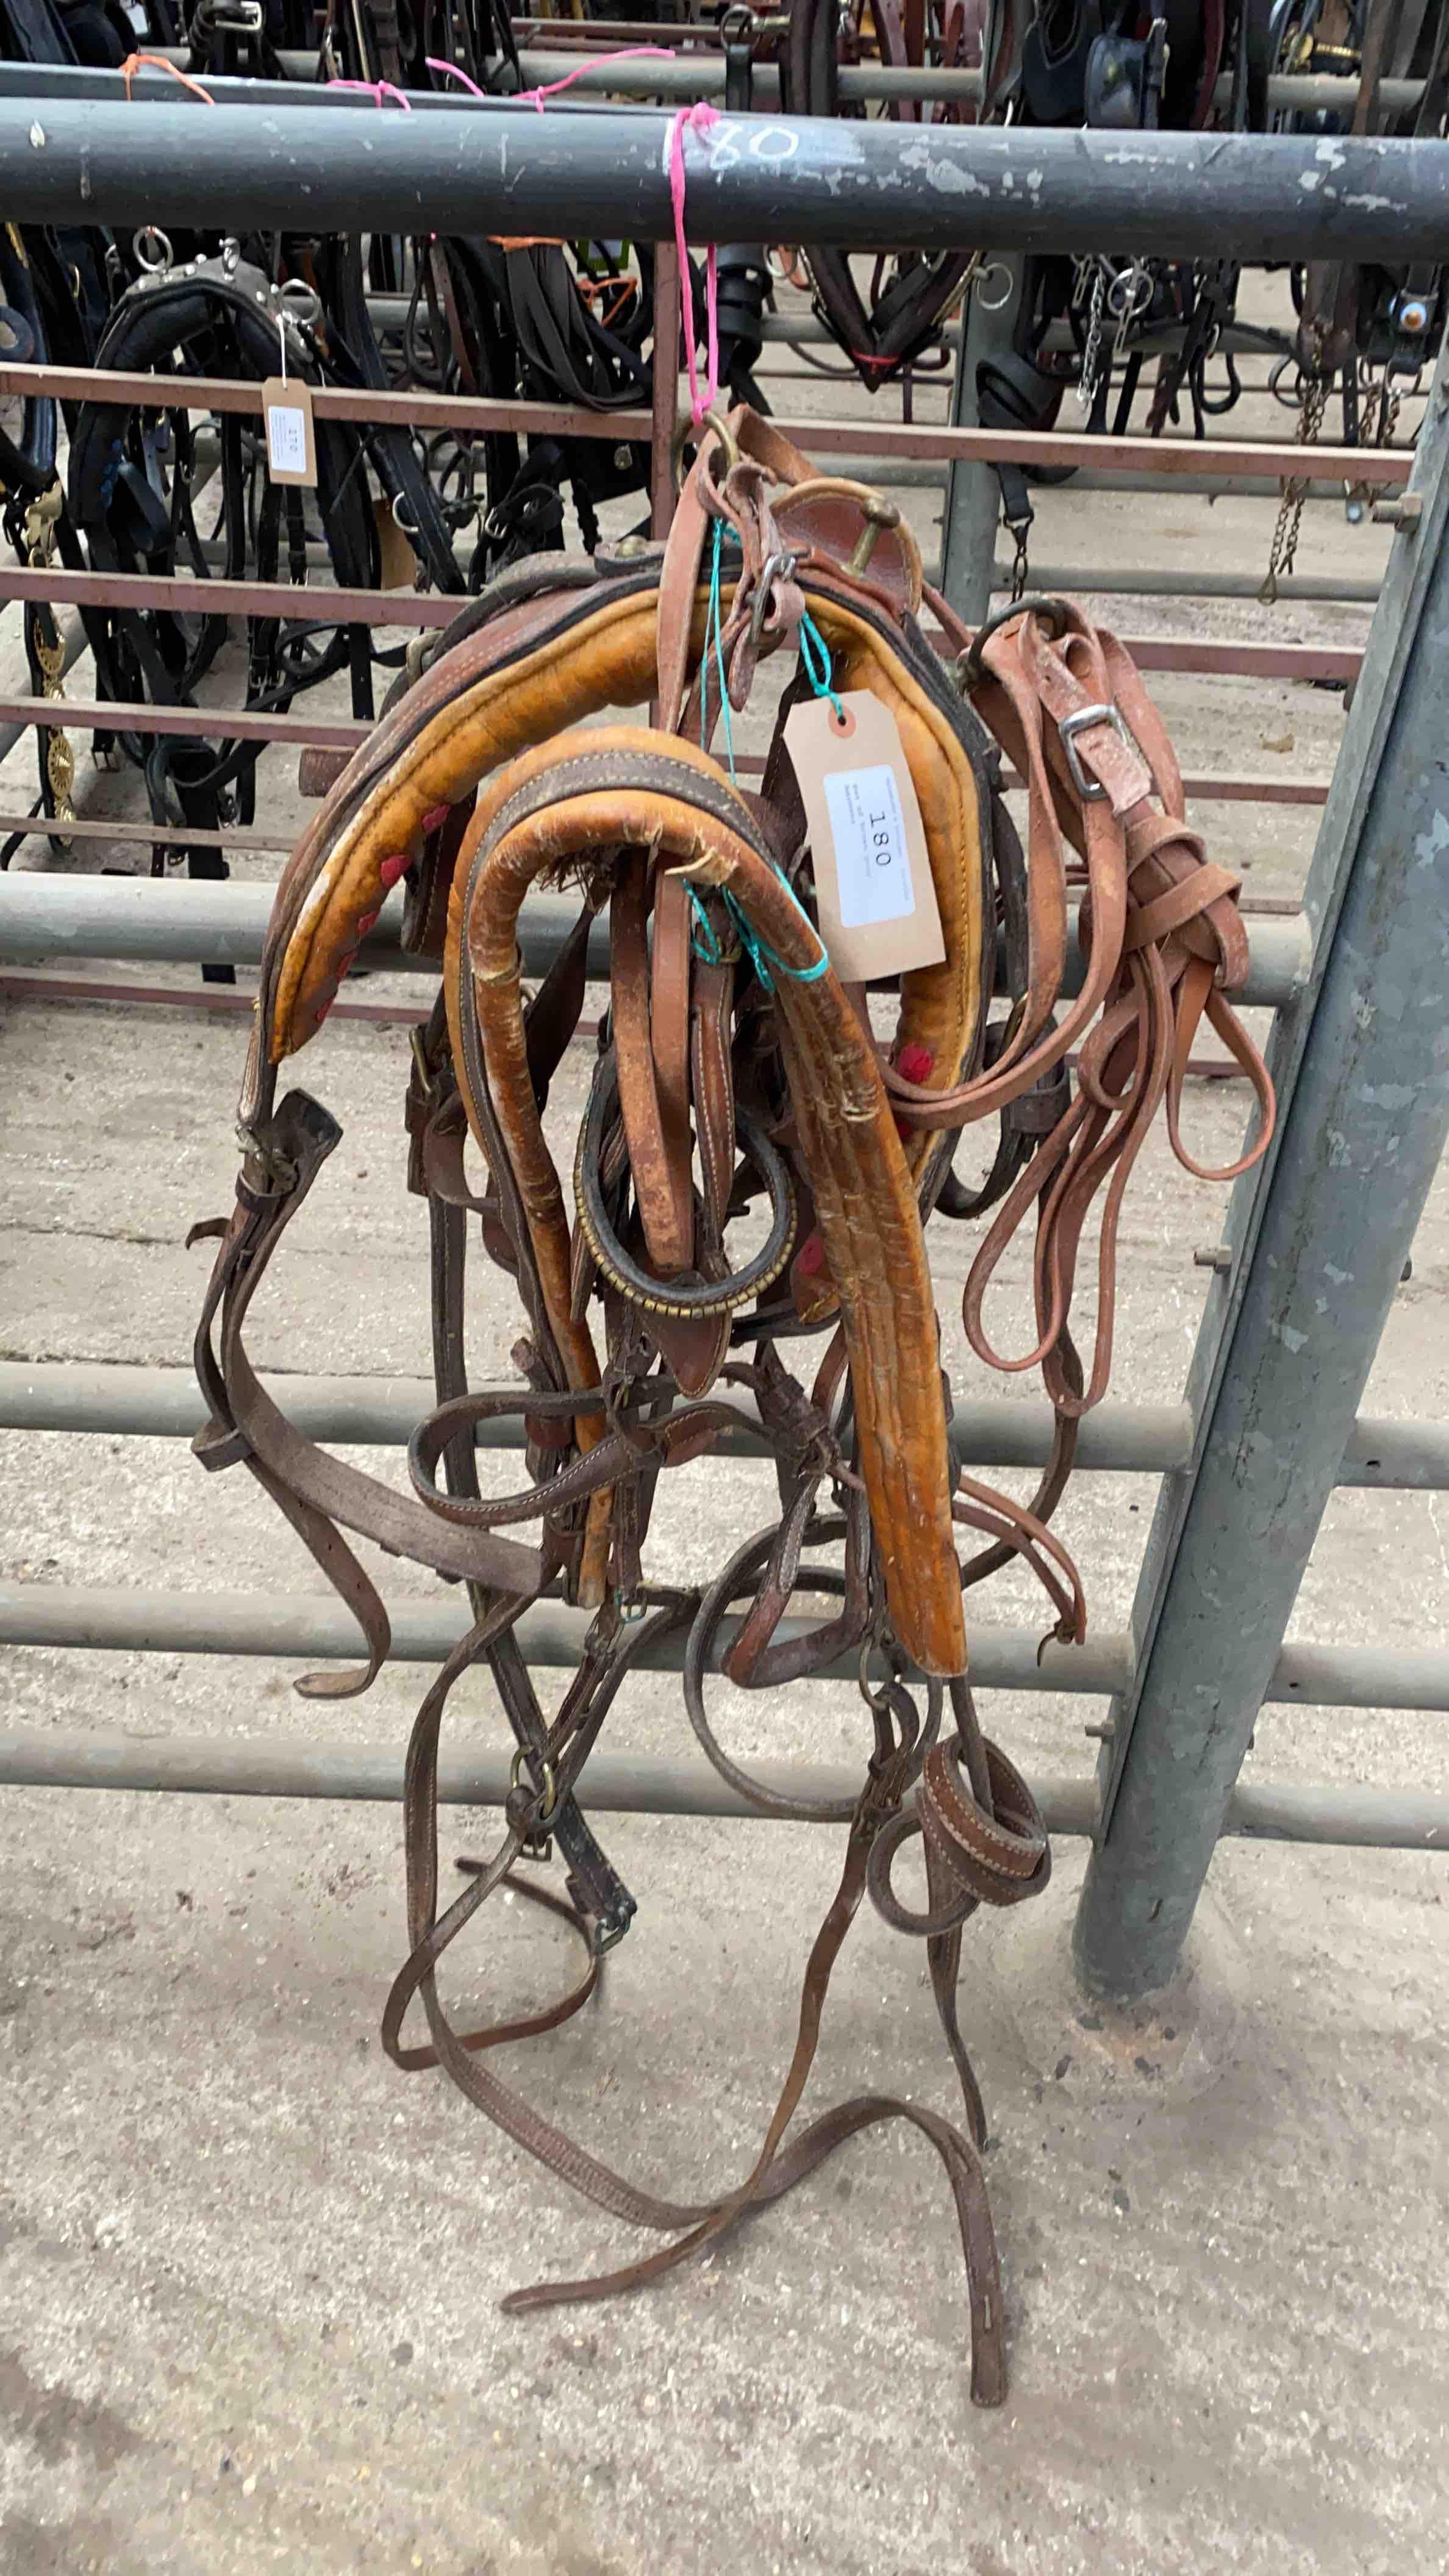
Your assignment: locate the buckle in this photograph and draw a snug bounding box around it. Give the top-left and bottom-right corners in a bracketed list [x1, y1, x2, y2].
[1057, 701, 1131, 803]
[591, 1900, 635, 1957]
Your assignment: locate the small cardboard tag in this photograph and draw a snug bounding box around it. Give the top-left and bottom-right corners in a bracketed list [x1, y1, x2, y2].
[260, 376, 317, 488]
[373, 492, 415, 590]
[783, 690, 945, 981]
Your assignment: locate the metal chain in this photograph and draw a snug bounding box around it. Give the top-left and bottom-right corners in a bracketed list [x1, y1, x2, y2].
[1076, 262, 1108, 418]
[1259, 372, 1329, 605]
[23, 482, 74, 826]
[1075, 256, 1152, 420]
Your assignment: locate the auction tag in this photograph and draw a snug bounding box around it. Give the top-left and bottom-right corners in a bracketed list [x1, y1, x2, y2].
[260, 375, 317, 488]
[373, 492, 415, 590]
[783, 690, 945, 981]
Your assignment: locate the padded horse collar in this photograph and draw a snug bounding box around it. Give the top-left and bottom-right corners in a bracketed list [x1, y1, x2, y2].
[195, 409, 1272, 2405]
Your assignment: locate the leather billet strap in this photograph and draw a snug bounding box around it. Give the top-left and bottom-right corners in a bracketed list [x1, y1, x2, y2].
[914, 590, 1276, 1413]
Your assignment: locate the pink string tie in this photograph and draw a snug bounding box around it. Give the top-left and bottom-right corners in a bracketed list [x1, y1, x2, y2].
[668, 101, 720, 428]
[428, 46, 673, 111]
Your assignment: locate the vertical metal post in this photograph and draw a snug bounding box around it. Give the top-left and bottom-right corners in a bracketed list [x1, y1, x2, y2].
[937, 256, 1023, 624]
[1073, 354, 1449, 2002]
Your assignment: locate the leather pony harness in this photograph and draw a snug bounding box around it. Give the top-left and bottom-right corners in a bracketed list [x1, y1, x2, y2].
[194, 408, 1273, 2404]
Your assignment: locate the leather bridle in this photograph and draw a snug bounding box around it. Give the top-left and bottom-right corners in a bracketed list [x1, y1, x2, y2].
[194, 407, 1273, 2405]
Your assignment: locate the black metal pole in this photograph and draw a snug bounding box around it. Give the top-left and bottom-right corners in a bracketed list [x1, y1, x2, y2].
[7, 99, 1449, 259]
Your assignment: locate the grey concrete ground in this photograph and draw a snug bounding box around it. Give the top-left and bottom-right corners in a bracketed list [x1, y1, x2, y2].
[2, 277, 1447, 2575]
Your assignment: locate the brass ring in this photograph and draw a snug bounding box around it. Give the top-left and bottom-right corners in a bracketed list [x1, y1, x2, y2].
[671, 406, 741, 495]
[956, 592, 1072, 693]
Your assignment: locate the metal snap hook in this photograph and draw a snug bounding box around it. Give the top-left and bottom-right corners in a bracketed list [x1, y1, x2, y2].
[748, 548, 797, 646]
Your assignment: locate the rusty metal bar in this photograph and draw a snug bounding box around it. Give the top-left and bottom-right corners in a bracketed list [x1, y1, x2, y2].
[0, 811, 298, 856]
[0, 640, 1367, 762]
[0, 695, 369, 750]
[0, 365, 1413, 488]
[0, 564, 460, 630]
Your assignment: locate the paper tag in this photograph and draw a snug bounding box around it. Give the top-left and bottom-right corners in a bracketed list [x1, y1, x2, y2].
[373, 492, 415, 590]
[260, 375, 317, 488]
[783, 690, 945, 981]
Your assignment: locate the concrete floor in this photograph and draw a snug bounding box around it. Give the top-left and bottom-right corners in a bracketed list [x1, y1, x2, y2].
[2, 276, 1448, 2575]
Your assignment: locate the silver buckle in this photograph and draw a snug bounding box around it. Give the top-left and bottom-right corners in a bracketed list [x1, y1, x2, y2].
[1057, 701, 1131, 803]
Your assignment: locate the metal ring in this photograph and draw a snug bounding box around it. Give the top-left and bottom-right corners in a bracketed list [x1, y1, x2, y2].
[392, 492, 420, 536]
[508, 1746, 557, 1822]
[279, 277, 321, 325]
[671, 406, 741, 494]
[132, 227, 173, 277]
[956, 592, 1072, 693]
[974, 261, 1014, 314]
[575, 1062, 797, 1318]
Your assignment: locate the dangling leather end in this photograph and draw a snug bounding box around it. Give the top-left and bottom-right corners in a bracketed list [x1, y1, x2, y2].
[294, 1657, 384, 1703]
[969, 2272, 1009, 2411]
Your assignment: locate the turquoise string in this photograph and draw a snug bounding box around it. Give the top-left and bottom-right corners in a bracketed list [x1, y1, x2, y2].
[690, 531, 831, 990]
[701, 518, 737, 782]
[798, 609, 845, 720]
[686, 885, 722, 964]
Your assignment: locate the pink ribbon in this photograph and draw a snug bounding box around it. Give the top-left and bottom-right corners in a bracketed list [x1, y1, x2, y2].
[428, 48, 673, 112]
[327, 76, 412, 109]
[668, 101, 720, 428]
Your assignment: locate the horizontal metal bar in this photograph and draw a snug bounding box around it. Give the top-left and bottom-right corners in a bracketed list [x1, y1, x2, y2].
[0, 1722, 1095, 1831]
[0, 872, 1313, 1006]
[0, 1725, 1440, 1846]
[0, 1361, 1193, 1474]
[0, 694, 368, 751]
[0, 362, 1411, 487]
[9, 102, 1449, 265]
[0, 970, 423, 1029]
[0, 362, 651, 447]
[996, 562, 1383, 606]
[0, 1363, 1429, 1488]
[5, 52, 1433, 116]
[2, 1580, 1446, 1714]
[0, 1582, 1134, 1697]
[0, 810, 296, 856]
[0, 648, 1368, 761]
[0, 564, 463, 632]
[69, 553, 1351, 645]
